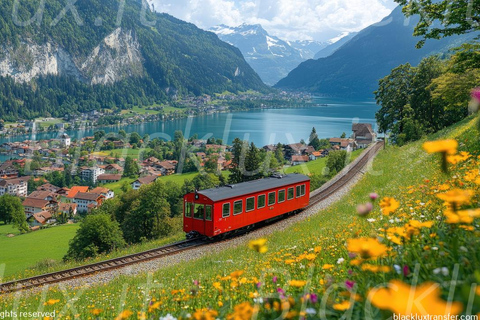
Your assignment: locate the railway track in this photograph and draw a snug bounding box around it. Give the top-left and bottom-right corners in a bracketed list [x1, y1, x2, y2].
[0, 141, 383, 295]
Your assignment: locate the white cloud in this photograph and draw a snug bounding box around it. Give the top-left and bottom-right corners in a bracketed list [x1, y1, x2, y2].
[149, 0, 398, 42]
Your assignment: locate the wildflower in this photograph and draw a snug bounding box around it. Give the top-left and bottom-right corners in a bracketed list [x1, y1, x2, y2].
[394, 265, 401, 274]
[423, 139, 458, 172]
[227, 302, 254, 320]
[115, 310, 134, 320]
[380, 197, 400, 215]
[347, 238, 388, 259]
[447, 152, 470, 164]
[361, 264, 391, 273]
[357, 202, 373, 216]
[368, 280, 463, 316]
[213, 282, 222, 291]
[332, 301, 351, 311]
[137, 312, 147, 320]
[192, 308, 218, 320]
[433, 267, 449, 276]
[423, 139, 458, 154]
[369, 193, 379, 201]
[159, 314, 177, 320]
[248, 238, 268, 253]
[337, 257, 345, 264]
[444, 209, 474, 224]
[309, 293, 318, 304]
[306, 308, 317, 315]
[345, 280, 355, 290]
[272, 276, 278, 283]
[148, 301, 162, 313]
[289, 280, 307, 287]
[322, 264, 334, 270]
[403, 265, 410, 277]
[44, 299, 60, 306]
[90, 309, 103, 316]
[437, 189, 474, 207]
[230, 270, 244, 279]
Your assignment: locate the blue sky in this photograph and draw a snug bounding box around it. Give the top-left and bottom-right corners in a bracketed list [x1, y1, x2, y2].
[149, 0, 398, 42]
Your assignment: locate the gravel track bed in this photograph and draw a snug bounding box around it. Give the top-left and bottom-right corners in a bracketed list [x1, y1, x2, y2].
[10, 148, 379, 298]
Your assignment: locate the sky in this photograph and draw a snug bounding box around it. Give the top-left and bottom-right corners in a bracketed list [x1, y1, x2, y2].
[148, 0, 399, 42]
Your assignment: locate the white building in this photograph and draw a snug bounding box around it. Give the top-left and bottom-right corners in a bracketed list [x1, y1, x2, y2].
[61, 133, 71, 148]
[0, 177, 29, 197]
[81, 167, 105, 184]
[73, 192, 105, 213]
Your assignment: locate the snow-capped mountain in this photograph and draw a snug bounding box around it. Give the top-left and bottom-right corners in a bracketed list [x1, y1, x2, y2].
[210, 24, 327, 85]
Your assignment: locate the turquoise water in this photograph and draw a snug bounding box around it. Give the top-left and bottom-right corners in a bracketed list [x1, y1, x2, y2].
[0, 98, 378, 159]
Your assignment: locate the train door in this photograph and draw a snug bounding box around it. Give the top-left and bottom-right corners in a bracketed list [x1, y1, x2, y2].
[193, 202, 206, 235]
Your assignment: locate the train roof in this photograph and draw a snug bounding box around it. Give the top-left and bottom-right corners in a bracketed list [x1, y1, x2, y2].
[197, 174, 310, 202]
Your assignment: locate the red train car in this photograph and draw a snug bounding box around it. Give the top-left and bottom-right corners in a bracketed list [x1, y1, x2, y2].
[183, 174, 310, 238]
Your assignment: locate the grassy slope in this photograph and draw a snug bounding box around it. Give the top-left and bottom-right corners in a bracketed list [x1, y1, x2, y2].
[282, 149, 363, 175]
[3, 118, 474, 316]
[0, 224, 79, 277]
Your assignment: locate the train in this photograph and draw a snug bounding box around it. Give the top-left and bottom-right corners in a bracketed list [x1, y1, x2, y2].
[183, 173, 310, 238]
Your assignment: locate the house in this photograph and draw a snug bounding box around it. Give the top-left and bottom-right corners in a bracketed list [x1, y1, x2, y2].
[28, 190, 57, 201]
[80, 166, 105, 184]
[310, 151, 324, 161]
[0, 161, 19, 178]
[67, 186, 89, 199]
[73, 192, 105, 213]
[90, 187, 114, 200]
[104, 163, 123, 174]
[28, 211, 53, 227]
[352, 123, 376, 148]
[329, 138, 357, 152]
[263, 145, 277, 152]
[36, 183, 60, 193]
[58, 203, 78, 217]
[22, 198, 57, 217]
[157, 161, 176, 176]
[60, 133, 71, 148]
[132, 175, 158, 190]
[97, 174, 122, 184]
[0, 177, 29, 197]
[291, 155, 310, 166]
[285, 143, 308, 159]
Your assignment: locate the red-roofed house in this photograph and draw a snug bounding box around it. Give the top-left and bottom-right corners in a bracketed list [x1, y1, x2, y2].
[67, 186, 89, 199]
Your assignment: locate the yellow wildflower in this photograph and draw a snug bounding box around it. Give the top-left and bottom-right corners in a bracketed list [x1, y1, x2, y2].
[347, 238, 388, 259]
[115, 310, 134, 320]
[248, 238, 267, 253]
[423, 139, 458, 155]
[380, 197, 400, 215]
[44, 299, 60, 306]
[368, 280, 463, 316]
[333, 300, 351, 311]
[192, 308, 218, 320]
[437, 189, 474, 206]
[289, 280, 307, 287]
[322, 264, 334, 270]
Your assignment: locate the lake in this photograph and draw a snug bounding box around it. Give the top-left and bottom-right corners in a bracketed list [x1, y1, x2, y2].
[0, 97, 378, 156]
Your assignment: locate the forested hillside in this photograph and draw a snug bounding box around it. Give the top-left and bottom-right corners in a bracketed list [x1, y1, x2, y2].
[0, 0, 267, 120]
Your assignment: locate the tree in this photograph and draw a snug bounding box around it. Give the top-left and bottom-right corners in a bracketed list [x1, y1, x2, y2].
[244, 142, 262, 181]
[129, 132, 142, 146]
[326, 150, 348, 176]
[118, 130, 127, 138]
[65, 214, 125, 261]
[122, 181, 173, 243]
[274, 143, 285, 165]
[123, 156, 139, 178]
[395, 0, 480, 47]
[375, 63, 415, 138]
[229, 138, 247, 184]
[340, 132, 347, 139]
[0, 195, 28, 232]
[94, 130, 106, 142]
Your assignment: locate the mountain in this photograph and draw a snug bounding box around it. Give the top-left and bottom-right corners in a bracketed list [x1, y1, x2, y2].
[210, 24, 326, 85]
[276, 6, 477, 98]
[288, 40, 327, 60]
[0, 0, 267, 120]
[313, 33, 357, 59]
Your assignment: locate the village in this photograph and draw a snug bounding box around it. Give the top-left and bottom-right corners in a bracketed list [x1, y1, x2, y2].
[0, 123, 375, 230]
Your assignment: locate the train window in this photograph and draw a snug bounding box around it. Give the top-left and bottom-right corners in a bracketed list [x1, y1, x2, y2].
[234, 200, 243, 215]
[185, 202, 193, 217]
[287, 187, 294, 200]
[278, 190, 286, 203]
[194, 204, 204, 219]
[246, 197, 255, 212]
[268, 192, 276, 206]
[296, 185, 301, 198]
[301, 184, 306, 196]
[205, 205, 212, 221]
[258, 195, 266, 209]
[223, 203, 231, 218]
